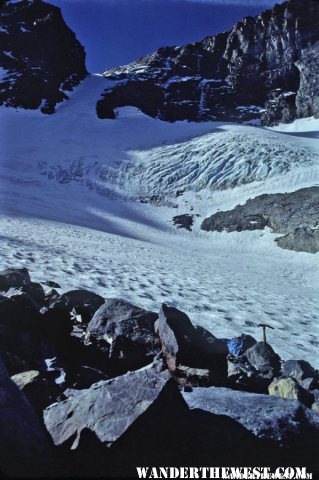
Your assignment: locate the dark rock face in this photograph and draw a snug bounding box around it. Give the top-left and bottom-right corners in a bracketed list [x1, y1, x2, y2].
[203, 212, 270, 233]
[202, 187, 319, 253]
[261, 91, 297, 127]
[0, 357, 53, 477]
[99, 0, 319, 125]
[6, 290, 41, 325]
[295, 41, 319, 119]
[85, 298, 161, 374]
[0, 0, 87, 114]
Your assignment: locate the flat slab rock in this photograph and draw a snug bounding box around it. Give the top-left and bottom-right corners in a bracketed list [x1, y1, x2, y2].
[44, 368, 172, 449]
[182, 386, 319, 445]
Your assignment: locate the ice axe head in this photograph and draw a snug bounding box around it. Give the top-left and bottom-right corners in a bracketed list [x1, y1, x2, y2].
[258, 323, 274, 343]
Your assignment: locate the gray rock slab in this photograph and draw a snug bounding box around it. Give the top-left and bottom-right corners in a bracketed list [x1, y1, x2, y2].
[44, 367, 172, 449]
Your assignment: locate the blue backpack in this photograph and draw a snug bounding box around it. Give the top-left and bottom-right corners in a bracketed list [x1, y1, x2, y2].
[227, 334, 256, 357]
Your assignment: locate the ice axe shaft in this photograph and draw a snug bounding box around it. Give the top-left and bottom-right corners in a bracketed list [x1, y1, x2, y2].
[258, 323, 274, 343]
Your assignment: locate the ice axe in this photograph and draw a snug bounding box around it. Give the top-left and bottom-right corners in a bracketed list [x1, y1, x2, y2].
[258, 323, 274, 343]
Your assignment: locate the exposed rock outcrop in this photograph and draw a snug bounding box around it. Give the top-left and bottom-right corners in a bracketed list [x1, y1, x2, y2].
[275, 227, 319, 254]
[295, 41, 319, 119]
[172, 214, 195, 231]
[99, 0, 319, 126]
[0, 0, 87, 114]
[202, 187, 319, 253]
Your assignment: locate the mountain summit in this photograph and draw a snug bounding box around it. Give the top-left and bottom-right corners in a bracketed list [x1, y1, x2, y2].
[99, 0, 319, 126]
[0, 0, 87, 113]
[1, 0, 318, 125]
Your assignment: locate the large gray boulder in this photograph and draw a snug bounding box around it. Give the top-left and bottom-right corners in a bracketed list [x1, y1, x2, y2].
[182, 386, 319, 449]
[245, 342, 281, 379]
[282, 359, 316, 383]
[50, 289, 105, 323]
[44, 368, 173, 448]
[0, 357, 53, 477]
[40, 288, 103, 343]
[85, 299, 160, 372]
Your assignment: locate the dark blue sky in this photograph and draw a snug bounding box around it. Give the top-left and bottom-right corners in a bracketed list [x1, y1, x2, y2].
[50, 0, 284, 73]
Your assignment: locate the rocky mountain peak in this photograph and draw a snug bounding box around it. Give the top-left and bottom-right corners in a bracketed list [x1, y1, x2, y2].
[0, 0, 88, 113]
[99, 0, 319, 125]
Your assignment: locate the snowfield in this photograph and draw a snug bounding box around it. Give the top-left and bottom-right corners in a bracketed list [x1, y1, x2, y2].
[0, 75, 318, 366]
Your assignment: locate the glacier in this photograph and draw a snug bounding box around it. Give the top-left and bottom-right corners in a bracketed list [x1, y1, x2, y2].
[0, 75, 318, 366]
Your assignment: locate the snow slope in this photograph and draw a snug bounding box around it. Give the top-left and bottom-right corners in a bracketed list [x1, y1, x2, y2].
[0, 75, 318, 366]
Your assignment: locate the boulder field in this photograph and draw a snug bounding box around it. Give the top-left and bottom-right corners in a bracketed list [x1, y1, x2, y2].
[0, 267, 318, 477]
